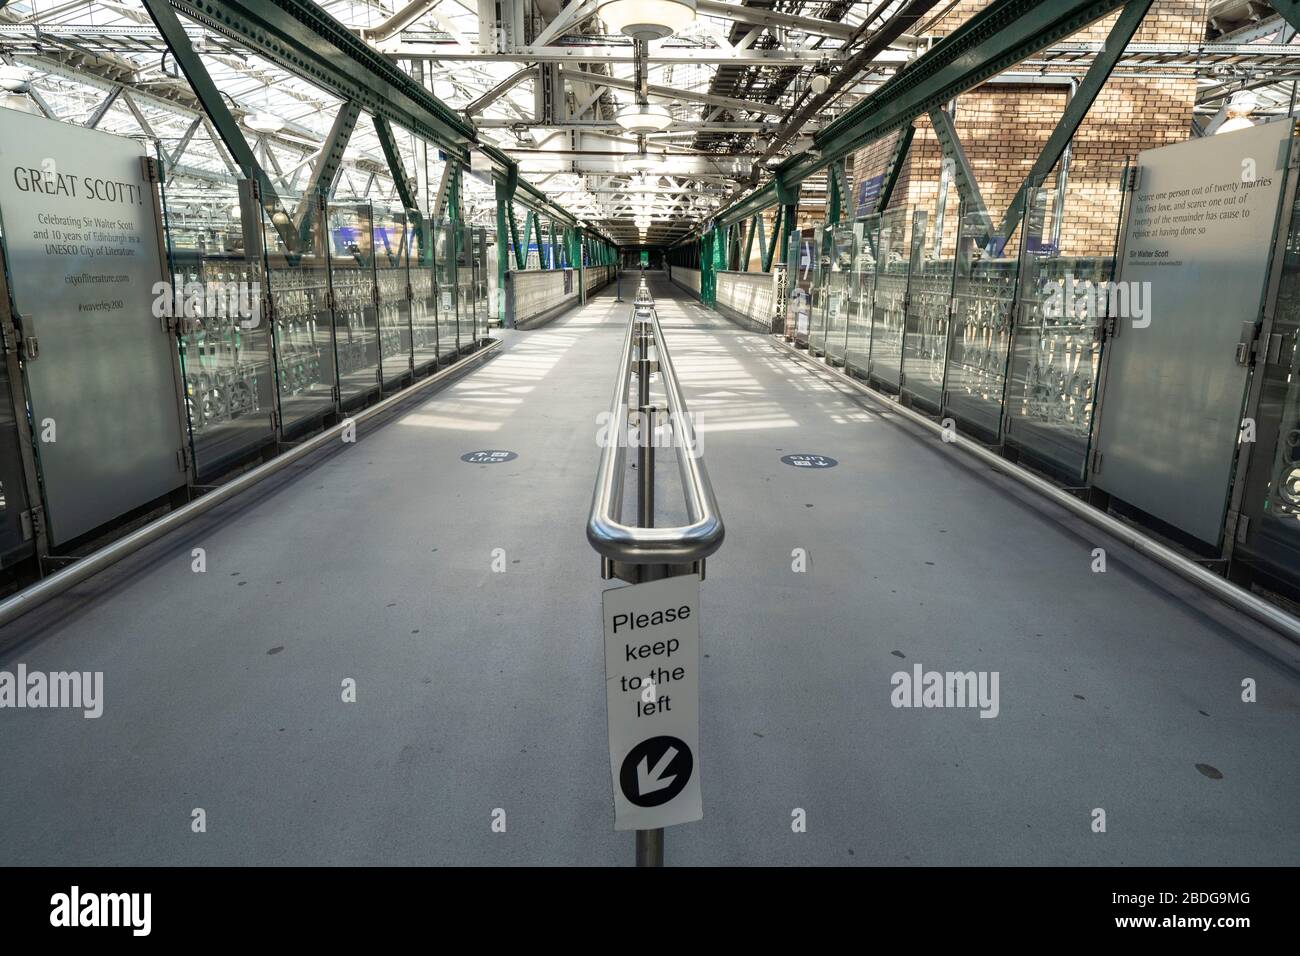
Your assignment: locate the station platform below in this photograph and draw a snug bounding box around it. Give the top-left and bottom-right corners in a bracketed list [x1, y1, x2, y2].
[1, 273, 1297, 866]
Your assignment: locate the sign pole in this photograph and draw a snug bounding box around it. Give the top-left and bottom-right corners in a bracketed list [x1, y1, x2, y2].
[635, 301, 663, 866]
[636, 826, 664, 867]
[599, 276, 710, 865]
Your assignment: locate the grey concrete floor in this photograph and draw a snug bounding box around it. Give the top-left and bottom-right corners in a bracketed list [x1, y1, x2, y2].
[1, 273, 1298, 866]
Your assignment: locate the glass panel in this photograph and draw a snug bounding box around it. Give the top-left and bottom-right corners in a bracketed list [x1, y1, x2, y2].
[1234, 181, 1300, 585]
[457, 224, 473, 350]
[435, 218, 458, 357]
[474, 227, 489, 338]
[845, 214, 881, 377]
[374, 207, 412, 388]
[164, 191, 275, 476]
[0, 351, 32, 565]
[944, 207, 1022, 438]
[824, 222, 856, 364]
[410, 216, 438, 372]
[868, 206, 915, 392]
[485, 232, 498, 327]
[902, 204, 957, 413]
[808, 224, 832, 355]
[327, 202, 380, 405]
[786, 231, 813, 346]
[1005, 184, 1115, 480]
[263, 193, 336, 434]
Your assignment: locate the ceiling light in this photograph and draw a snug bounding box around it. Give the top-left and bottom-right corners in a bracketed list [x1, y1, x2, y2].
[0, 65, 31, 94]
[626, 151, 662, 173]
[244, 110, 286, 134]
[616, 103, 673, 134]
[1215, 90, 1257, 135]
[598, 0, 697, 41]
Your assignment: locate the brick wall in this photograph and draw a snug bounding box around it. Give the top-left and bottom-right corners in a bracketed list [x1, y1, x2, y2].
[847, 0, 1205, 258]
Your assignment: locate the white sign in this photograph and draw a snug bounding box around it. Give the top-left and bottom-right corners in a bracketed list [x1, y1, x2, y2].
[602, 574, 702, 831]
[0, 109, 184, 544]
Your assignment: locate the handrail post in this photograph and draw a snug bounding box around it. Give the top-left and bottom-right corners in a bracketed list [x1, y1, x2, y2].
[635, 396, 661, 866]
[589, 275, 724, 866]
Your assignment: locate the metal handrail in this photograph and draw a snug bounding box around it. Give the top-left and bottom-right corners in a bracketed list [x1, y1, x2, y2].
[587, 289, 724, 566]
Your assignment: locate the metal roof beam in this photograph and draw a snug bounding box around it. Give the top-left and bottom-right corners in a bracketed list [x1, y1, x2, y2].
[373, 42, 903, 65]
[559, 67, 784, 115]
[694, 0, 857, 41]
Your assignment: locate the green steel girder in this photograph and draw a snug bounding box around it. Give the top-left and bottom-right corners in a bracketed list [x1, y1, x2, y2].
[372, 113, 418, 213]
[717, 181, 778, 230]
[532, 212, 545, 268]
[761, 206, 780, 272]
[1272, 1, 1300, 35]
[828, 159, 849, 225]
[294, 100, 361, 242]
[716, 0, 1130, 230]
[742, 215, 757, 271]
[994, 0, 1154, 243]
[169, 0, 472, 161]
[509, 205, 524, 270]
[875, 124, 915, 215]
[811, 0, 1131, 170]
[779, 197, 798, 264]
[928, 106, 991, 236]
[160, 1, 604, 249]
[141, 0, 297, 251]
[449, 162, 462, 222]
[495, 178, 510, 322]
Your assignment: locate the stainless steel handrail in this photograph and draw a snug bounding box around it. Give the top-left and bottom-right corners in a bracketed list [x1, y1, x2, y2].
[587, 291, 724, 566]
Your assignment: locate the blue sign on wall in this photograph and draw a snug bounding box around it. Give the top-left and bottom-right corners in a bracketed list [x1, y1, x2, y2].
[856, 173, 885, 217]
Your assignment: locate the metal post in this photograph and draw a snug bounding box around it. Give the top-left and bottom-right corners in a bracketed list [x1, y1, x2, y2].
[634, 285, 664, 865]
[635, 827, 664, 867]
[636, 377, 661, 865]
[637, 405, 655, 527]
[591, 283, 724, 866]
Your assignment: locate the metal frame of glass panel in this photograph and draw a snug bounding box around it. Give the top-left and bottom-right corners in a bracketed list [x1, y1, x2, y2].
[472, 226, 489, 343]
[844, 214, 881, 377]
[263, 191, 337, 436]
[1004, 183, 1115, 481]
[374, 207, 413, 390]
[326, 202, 381, 407]
[0, 278, 35, 566]
[163, 184, 275, 478]
[943, 203, 1023, 440]
[434, 218, 458, 360]
[868, 206, 916, 393]
[411, 215, 439, 373]
[787, 230, 813, 347]
[456, 223, 474, 353]
[901, 207, 957, 414]
[808, 223, 833, 356]
[823, 222, 856, 366]
[1218, 151, 1300, 587]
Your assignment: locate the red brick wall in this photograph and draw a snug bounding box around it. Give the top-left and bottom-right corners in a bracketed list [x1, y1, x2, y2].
[846, 0, 1204, 257]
